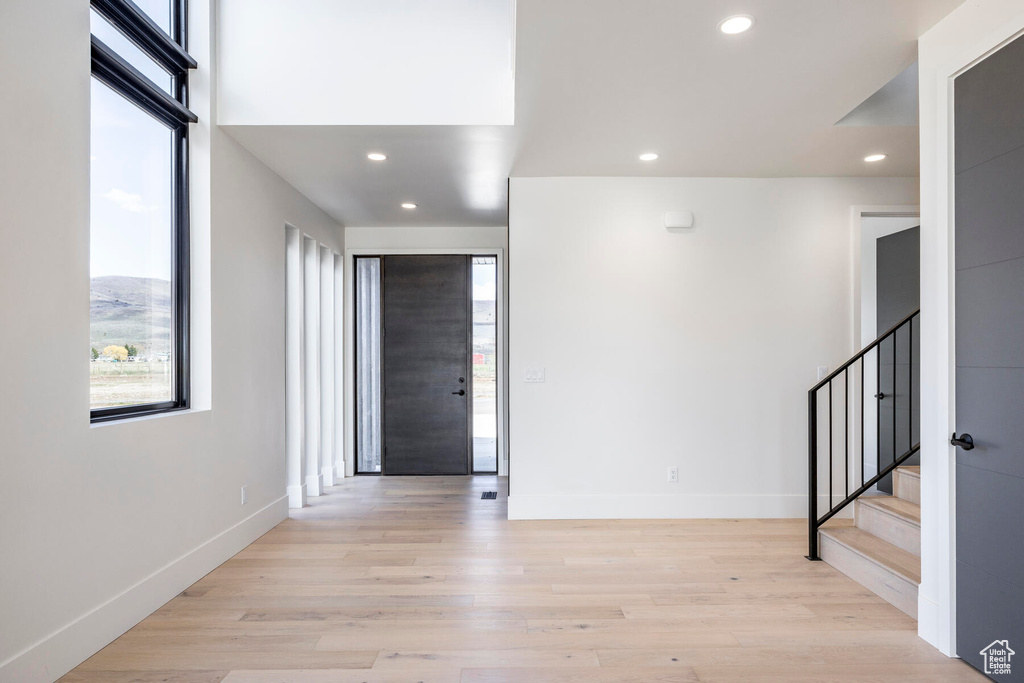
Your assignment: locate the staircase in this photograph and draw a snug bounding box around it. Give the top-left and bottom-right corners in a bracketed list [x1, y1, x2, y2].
[806, 309, 922, 619]
[818, 466, 920, 617]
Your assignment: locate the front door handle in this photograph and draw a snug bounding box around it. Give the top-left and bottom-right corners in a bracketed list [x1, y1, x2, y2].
[951, 432, 975, 451]
[452, 389, 466, 396]
[874, 392, 886, 400]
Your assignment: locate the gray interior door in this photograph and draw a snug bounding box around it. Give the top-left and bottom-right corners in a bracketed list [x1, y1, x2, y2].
[875, 226, 920, 494]
[382, 255, 472, 475]
[954, 32, 1024, 679]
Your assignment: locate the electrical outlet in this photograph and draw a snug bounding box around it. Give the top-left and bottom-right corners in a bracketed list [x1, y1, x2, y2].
[241, 486, 247, 505]
[668, 466, 679, 483]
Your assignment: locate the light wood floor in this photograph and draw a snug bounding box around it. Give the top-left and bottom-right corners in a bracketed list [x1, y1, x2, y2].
[62, 476, 986, 683]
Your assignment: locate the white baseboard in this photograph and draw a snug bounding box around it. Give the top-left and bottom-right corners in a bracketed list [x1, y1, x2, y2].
[507, 493, 806, 520]
[321, 464, 336, 487]
[0, 496, 287, 683]
[918, 592, 940, 651]
[918, 591, 956, 656]
[287, 482, 306, 509]
[306, 473, 323, 497]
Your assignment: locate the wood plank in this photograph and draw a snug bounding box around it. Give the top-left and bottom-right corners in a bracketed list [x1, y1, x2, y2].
[59, 476, 978, 682]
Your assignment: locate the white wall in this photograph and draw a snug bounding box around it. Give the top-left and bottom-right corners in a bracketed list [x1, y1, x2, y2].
[0, 2, 344, 680]
[345, 226, 505, 251]
[507, 177, 918, 520]
[917, 0, 1024, 657]
[217, 0, 515, 125]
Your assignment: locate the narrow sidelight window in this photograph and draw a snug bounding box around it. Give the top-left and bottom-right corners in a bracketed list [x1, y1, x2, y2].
[472, 256, 498, 473]
[89, 0, 197, 421]
[355, 257, 383, 474]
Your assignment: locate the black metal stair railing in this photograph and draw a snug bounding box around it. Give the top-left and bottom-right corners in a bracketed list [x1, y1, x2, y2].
[806, 309, 921, 560]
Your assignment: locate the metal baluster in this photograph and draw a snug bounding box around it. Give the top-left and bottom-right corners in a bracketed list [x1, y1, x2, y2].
[860, 357, 864, 489]
[808, 388, 818, 560]
[828, 379, 833, 510]
[844, 369, 849, 498]
[876, 346, 881, 482]
[909, 316, 914, 453]
[892, 333, 897, 478]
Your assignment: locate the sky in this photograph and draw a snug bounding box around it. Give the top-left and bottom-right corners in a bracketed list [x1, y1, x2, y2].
[90, 6, 174, 281]
[472, 259, 497, 301]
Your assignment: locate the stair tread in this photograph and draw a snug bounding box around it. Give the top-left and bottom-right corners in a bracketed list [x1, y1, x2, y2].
[896, 465, 920, 479]
[859, 495, 921, 525]
[820, 527, 921, 584]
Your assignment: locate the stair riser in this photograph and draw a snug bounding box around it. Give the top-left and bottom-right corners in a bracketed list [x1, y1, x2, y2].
[819, 533, 918, 618]
[894, 470, 920, 504]
[855, 502, 921, 556]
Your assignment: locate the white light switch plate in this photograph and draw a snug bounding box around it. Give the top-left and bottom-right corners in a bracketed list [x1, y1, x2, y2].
[524, 367, 546, 383]
[817, 366, 829, 381]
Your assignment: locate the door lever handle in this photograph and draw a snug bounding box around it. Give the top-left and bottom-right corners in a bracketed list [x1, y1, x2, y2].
[874, 392, 886, 400]
[452, 389, 466, 396]
[951, 432, 975, 451]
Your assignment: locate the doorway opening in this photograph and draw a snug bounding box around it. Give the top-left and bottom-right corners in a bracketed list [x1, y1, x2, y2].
[354, 254, 501, 476]
[858, 213, 920, 492]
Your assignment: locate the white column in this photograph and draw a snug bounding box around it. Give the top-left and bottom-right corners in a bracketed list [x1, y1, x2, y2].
[303, 236, 322, 497]
[285, 227, 306, 508]
[334, 253, 346, 478]
[319, 245, 336, 487]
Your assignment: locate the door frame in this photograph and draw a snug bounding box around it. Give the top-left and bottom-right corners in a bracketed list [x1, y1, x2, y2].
[344, 248, 508, 478]
[851, 206, 921, 350]
[920, 15, 1024, 657]
[854, 210, 920, 487]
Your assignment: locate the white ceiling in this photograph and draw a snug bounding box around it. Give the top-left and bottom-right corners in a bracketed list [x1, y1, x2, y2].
[222, 0, 964, 228]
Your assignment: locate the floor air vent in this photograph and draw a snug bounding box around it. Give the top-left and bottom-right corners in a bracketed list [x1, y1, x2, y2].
[481, 491, 497, 500]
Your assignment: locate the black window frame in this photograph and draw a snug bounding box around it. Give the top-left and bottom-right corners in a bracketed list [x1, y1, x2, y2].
[89, 0, 198, 423]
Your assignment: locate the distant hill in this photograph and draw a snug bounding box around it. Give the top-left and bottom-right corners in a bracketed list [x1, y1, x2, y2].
[90, 276, 172, 356]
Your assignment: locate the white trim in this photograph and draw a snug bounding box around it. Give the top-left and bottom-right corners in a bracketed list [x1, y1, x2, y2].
[508, 494, 806, 520]
[852, 209, 920, 484]
[284, 225, 305, 508]
[287, 482, 306, 509]
[857, 212, 921, 347]
[302, 236, 322, 497]
[319, 243, 336, 487]
[495, 250, 507, 478]
[0, 497, 287, 683]
[343, 247, 508, 479]
[333, 252, 346, 480]
[849, 205, 920, 350]
[918, 5, 1024, 657]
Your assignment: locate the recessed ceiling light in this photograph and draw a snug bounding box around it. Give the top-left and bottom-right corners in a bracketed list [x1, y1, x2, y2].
[401, 202, 417, 209]
[864, 153, 888, 162]
[639, 153, 659, 161]
[719, 15, 754, 34]
[367, 152, 387, 161]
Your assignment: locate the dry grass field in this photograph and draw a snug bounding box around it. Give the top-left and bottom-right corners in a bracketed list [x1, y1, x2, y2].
[90, 361, 173, 408]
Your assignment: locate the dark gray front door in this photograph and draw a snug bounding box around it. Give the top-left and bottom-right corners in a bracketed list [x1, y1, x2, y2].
[382, 255, 472, 475]
[954, 32, 1024, 679]
[875, 226, 920, 493]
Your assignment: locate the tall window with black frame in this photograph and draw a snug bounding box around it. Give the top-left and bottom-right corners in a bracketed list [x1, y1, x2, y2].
[89, 0, 197, 422]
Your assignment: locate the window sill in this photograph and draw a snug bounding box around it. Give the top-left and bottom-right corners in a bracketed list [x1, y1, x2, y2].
[90, 404, 207, 428]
